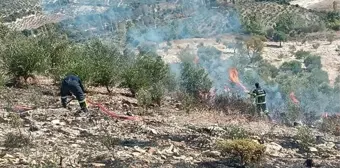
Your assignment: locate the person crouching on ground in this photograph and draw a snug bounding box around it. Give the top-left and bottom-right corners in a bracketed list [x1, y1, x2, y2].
[60, 74, 88, 113]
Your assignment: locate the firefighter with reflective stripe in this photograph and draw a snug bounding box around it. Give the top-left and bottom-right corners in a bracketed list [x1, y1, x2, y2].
[249, 83, 268, 116]
[60, 74, 88, 113]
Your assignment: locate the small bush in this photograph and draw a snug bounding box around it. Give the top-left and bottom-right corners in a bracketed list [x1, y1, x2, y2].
[197, 46, 221, 63]
[258, 60, 279, 78]
[1, 34, 47, 86]
[280, 60, 302, 74]
[178, 48, 196, 64]
[100, 135, 120, 150]
[84, 39, 123, 93]
[289, 45, 296, 52]
[295, 50, 310, 59]
[326, 33, 335, 44]
[318, 115, 340, 135]
[179, 63, 212, 100]
[273, 31, 287, 47]
[61, 45, 92, 83]
[224, 125, 249, 140]
[216, 139, 266, 166]
[307, 69, 329, 85]
[121, 53, 170, 105]
[176, 92, 195, 113]
[3, 133, 31, 148]
[216, 37, 222, 43]
[294, 126, 316, 151]
[214, 94, 254, 115]
[245, 36, 265, 55]
[304, 55, 322, 71]
[286, 102, 301, 123]
[312, 43, 320, 49]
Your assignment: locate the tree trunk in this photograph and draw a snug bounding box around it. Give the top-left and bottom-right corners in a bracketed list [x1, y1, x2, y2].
[106, 85, 112, 93]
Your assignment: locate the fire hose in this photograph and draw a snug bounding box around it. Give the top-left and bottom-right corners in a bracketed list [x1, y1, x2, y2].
[67, 96, 139, 121]
[86, 99, 139, 121]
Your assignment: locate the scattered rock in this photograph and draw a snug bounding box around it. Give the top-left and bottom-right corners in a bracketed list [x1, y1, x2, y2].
[132, 152, 141, 157]
[164, 144, 174, 155]
[2, 154, 14, 159]
[30, 160, 37, 165]
[265, 142, 285, 157]
[147, 147, 157, 155]
[173, 155, 186, 160]
[202, 150, 221, 158]
[19, 158, 29, 165]
[91, 163, 106, 167]
[309, 147, 318, 153]
[134, 146, 146, 153]
[51, 120, 60, 125]
[335, 143, 340, 150]
[70, 144, 80, 148]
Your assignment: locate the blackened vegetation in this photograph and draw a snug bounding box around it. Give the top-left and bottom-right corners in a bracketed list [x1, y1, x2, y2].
[214, 93, 253, 115]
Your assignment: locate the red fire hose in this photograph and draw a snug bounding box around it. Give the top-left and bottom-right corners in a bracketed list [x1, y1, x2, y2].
[86, 99, 139, 121]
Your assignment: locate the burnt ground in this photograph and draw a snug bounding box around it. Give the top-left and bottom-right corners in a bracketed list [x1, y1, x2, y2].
[0, 83, 339, 168]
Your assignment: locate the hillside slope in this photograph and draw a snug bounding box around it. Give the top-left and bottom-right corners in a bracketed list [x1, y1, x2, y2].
[0, 84, 339, 167]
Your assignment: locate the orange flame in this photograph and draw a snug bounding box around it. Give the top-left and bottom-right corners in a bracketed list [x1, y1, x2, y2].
[289, 92, 299, 104]
[228, 68, 248, 92]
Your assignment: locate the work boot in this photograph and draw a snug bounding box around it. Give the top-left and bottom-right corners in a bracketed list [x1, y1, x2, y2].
[81, 107, 89, 113]
[79, 102, 88, 112]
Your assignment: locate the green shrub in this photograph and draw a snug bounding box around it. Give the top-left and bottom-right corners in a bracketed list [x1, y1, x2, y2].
[257, 60, 279, 79]
[61, 45, 92, 83]
[136, 88, 153, 112]
[224, 125, 249, 140]
[178, 48, 196, 64]
[245, 36, 265, 55]
[275, 73, 309, 95]
[274, 13, 295, 34]
[121, 53, 170, 104]
[84, 39, 123, 92]
[312, 43, 320, 49]
[286, 102, 301, 123]
[36, 33, 71, 83]
[335, 75, 340, 84]
[216, 139, 266, 166]
[197, 46, 221, 63]
[304, 55, 322, 71]
[1, 34, 47, 85]
[307, 69, 329, 85]
[3, 133, 31, 148]
[294, 126, 316, 151]
[241, 15, 265, 35]
[273, 31, 287, 47]
[326, 33, 335, 44]
[280, 60, 302, 74]
[179, 63, 212, 99]
[295, 50, 310, 59]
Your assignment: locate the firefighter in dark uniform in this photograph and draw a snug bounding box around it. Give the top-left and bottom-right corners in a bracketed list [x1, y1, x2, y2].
[249, 83, 268, 116]
[60, 74, 88, 113]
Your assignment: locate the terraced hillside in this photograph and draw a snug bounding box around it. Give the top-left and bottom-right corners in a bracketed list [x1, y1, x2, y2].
[0, 0, 325, 33]
[235, 0, 323, 27]
[0, 0, 41, 23]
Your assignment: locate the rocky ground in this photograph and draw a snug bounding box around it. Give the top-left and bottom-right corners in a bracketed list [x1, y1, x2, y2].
[0, 84, 340, 168]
